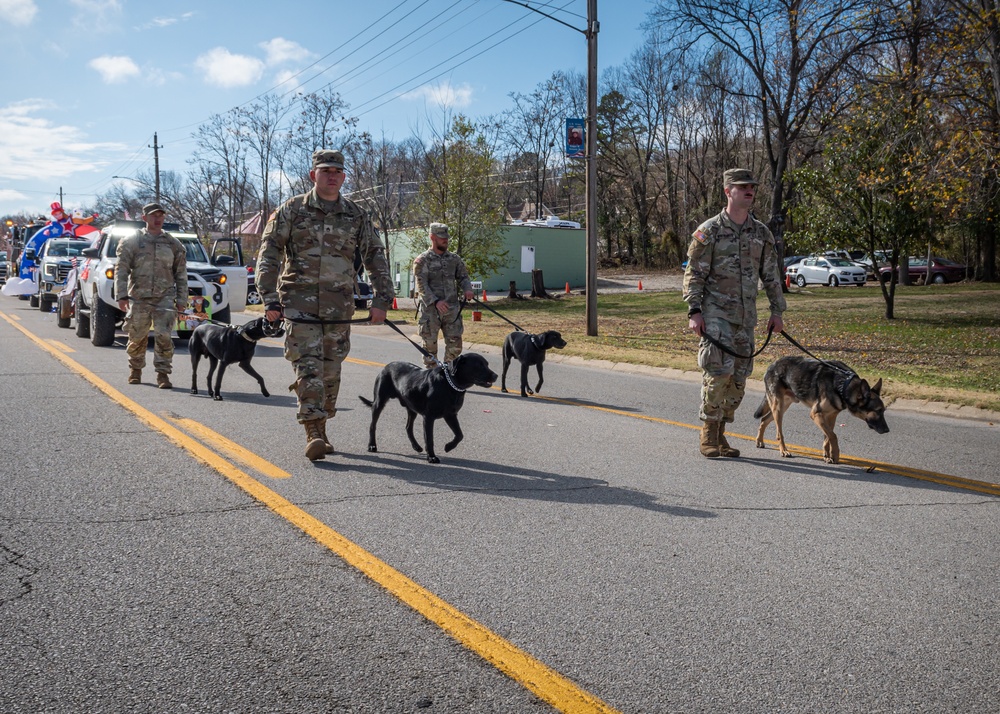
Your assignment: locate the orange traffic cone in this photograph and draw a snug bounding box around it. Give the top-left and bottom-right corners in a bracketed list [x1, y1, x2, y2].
[482, 289, 488, 302]
[392, 297, 398, 310]
[638, 280, 643, 291]
[565, 282, 570, 294]
[785, 274, 791, 289]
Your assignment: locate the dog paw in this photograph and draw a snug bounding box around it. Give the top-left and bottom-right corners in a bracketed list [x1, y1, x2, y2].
[427, 455, 440, 464]
[779, 451, 793, 458]
[444, 442, 458, 452]
[525, 387, 534, 395]
[190, 389, 198, 395]
[213, 395, 223, 401]
[500, 387, 508, 393]
[261, 390, 270, 398]
[367, 445, 378, 453]
[755, 440, 764, 449]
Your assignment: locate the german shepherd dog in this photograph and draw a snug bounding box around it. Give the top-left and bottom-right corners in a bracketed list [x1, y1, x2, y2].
[359, 353, 498, 464]
[754, 355, 890, 463]
[189, 317, 284, 401]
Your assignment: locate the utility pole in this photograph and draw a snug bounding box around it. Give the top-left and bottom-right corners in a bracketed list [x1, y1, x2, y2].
[150, 132, 162, 202]
[585, 0, 599, 336]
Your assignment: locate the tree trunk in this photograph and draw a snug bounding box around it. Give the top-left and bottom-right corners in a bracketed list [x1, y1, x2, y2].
[507, 281, 524, 300]
[530, 269, 550, 298]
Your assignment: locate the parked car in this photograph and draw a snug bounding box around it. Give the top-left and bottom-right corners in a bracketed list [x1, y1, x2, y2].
[783, 254, 806, 269]
[0, 253, 8, 284]
[879, 257, 968, 284]
[785, 256, 868, 287]
[246, 265, 261, 305]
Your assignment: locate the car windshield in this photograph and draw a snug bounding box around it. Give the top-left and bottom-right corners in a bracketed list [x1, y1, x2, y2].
[46, 241, 88, 257]
[178, 236, 209, 262]
[828, 259, 854, 267]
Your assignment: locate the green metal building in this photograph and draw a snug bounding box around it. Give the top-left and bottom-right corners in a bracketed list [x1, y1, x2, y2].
[384, 224, 586, 296]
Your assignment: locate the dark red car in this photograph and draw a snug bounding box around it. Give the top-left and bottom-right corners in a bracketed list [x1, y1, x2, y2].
[879, 257, 968, 284]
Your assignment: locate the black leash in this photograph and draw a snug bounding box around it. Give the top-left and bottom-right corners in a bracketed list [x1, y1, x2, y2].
[700, 325, 775, 360]
[381, 319, 465, 392]
[469, 295, 526, 332]
[778, 330, 858, 380]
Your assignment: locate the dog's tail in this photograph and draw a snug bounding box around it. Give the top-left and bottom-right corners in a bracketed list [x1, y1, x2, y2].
[752, 398, 770, 420]
[358, 395, 373, 408]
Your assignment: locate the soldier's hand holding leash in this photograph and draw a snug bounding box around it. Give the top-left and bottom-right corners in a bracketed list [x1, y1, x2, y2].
[367, 307, 387, 325]
[766, 313, 784, 335]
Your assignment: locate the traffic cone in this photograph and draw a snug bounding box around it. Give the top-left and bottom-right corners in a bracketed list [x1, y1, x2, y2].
[565, 282, 570, 294]
[785, 274, 791, 289]
[482, 289, 488, 302]
[392, 297, 398, 310]
[638, 280, 643, 291]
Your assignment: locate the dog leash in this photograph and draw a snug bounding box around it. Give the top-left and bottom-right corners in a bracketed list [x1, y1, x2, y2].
[777, 330, 859, 382]
[380, 319, 466, 392]
[469, 295, 527, 332]
[699, 325, 776, 360]
[123, 297, 234, 329]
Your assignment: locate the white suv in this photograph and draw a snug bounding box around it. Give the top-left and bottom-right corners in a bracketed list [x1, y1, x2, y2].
[74, 220, 239, 346]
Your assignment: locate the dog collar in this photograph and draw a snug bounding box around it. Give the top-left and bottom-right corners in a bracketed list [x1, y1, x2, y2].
[441, 363, 466, 392]
[530, 335, 539, 347]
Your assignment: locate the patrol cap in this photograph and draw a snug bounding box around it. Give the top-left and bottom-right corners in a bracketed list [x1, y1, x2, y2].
[312, 149, 345, 169]
[723, 168, 758, 186]
[142, 202, 166, 215]
[429, 222, 449, 238]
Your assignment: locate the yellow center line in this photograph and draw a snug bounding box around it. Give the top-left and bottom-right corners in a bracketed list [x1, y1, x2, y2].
[45, 338, 75, 353]
[0, 310, 620, 714]
[163, 414, 291, 479]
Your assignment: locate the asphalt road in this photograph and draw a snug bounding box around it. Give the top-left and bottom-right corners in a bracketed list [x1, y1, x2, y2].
[1, 301, 998, 714]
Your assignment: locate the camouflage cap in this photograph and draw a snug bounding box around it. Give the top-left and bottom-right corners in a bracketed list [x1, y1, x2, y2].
[142, 202, 166, 215]
[312, 149, 345, 169]
[429, 222, 449, 238]
[723, 168, 759, 186]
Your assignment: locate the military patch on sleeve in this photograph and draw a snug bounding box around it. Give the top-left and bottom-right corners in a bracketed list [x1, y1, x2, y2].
[692, 229, 708, 244]
[413, 256, 422, 266]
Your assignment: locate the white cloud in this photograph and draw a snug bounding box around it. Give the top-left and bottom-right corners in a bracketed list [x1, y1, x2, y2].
[402, 82, 473, 109]
[195, 48, 265, 88]
[88, 55, 141, 84]
[261, 37, 312, 66]
[69, 0, 123, 31]
[0, 0, 38, 26]
[272, 69, 302, 93]
[0, 100, 125, 183]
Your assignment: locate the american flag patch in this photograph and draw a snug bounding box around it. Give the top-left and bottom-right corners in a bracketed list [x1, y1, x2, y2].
[692, 229, 708, 244]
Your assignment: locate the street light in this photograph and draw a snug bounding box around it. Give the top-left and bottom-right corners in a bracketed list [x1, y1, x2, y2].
[502, 0, 599, 336]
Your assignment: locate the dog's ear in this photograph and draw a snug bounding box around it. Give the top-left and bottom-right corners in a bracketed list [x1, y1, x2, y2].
[871, 378, 882, 395]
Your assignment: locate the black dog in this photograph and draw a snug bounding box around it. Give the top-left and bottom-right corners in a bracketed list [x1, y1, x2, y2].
[188, 317, 284, 401]
[500, 330, 567, 397]
[359, 353, 497, 463]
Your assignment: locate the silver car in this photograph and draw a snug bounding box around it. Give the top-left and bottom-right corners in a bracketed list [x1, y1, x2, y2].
[786, 257, 867, 287]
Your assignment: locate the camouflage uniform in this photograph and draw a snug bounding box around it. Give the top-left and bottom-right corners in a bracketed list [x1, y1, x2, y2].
[683, 210, 786, 423]
[115, 228, 187, 374]
[256, 187, 393, 424]
[414, 248, 473, 367]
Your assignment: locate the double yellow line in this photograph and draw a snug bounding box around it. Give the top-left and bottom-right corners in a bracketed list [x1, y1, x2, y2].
[1, 312, 620, 714]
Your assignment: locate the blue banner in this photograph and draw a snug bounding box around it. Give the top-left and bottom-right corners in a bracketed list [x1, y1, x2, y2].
[566, 118, 585, 158]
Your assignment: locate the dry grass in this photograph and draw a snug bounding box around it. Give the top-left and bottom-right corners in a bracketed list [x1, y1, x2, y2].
[462, 283, 1000, 412]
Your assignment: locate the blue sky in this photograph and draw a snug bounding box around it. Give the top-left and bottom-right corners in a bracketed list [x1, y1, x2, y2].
[0, 0, 655, 219]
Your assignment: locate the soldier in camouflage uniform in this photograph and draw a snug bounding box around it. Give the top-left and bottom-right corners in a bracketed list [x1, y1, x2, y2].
[413, 222, 474, 368]
[257, 149, 394, 461]
[683, 169, 786, 458]
[116, 202, 188, 389]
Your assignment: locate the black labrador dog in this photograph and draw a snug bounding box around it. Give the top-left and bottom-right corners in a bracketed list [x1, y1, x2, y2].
[500, 330, 567, 397]
[188, 317, 284, 401]
[359, 353, 497, 463]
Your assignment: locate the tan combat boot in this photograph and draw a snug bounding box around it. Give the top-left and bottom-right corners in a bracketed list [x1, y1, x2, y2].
[718, 424, 741, 458]
[128, 369, 142, 384]
[156, 372, 172, 389]
[304, 420, 327, 461]
[699, 421, 721, 458]
[318, 419, 335, 455]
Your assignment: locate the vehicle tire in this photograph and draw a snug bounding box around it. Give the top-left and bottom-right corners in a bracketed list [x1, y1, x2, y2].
[91, 296, 117, 347]
[75, 291, 90, 338]
[56, 296, 71, 328]
[880, 272, 891, 284]
[795, 275, 807, 288]
[213, 306, 231, 326]
[39, 295, 53, 312]
[29, 294, 39, 308]
[932, 273, 946, 284]
[246, 289, 262, 305]
[828, 275, 840, 287]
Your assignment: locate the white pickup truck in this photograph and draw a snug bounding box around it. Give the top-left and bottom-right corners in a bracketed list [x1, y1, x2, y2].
[71, 220, 246, 346]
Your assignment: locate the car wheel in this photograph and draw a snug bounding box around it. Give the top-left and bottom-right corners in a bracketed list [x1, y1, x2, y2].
[795, 275, 807, 288]
[29, 294, 39, 308]
[246, 289, 262, 305]
[75, 291, 90, 338]
[932, 273, 946, 284]
[828, 275, 840, 287]
[91, 295, 117, 347]
[39, 295, 54, 312]
[56, 295, 71, 328]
